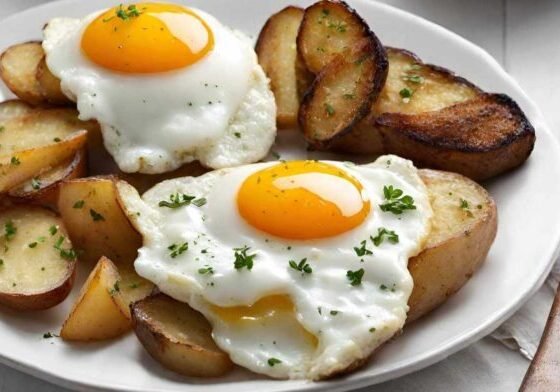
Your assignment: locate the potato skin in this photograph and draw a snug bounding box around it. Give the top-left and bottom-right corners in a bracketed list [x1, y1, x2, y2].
[406, 169, 498, 322]
[131, 293, 233, 377]
[0, 41, 45, 105]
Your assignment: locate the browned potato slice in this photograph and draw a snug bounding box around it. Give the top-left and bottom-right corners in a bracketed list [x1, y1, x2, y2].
[131, 293, 233, 377]
[256, 6, 304, 128]
[299, 39, 386, 149]
[0, 99, 35, 121]
[8, 150, 86, 207]
[57, 177, 153, 308]
[297, 0, 386, 74]
[295, 52, 315, 101]
[0, 206, 76, 310]
[36, 56, 71, 105]
[378, 94, 536, 181]
[0, 130, 87, 193]
[60, 256, 131, 341]
[407, 169, 497, 321]
[0, 42, 45, 105]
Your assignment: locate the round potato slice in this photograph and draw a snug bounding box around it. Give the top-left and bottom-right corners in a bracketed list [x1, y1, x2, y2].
[131, 293, 233, 377]
[0, 205, 76, 310]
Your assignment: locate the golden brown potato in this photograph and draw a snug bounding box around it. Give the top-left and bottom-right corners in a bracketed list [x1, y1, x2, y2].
[131, 293, 234, 377]
[57, 177, 153, 308]
[0, 42, 45, 105]
[297, 0, 385, 74]
[378, 94, 536, 181]
[9, 150, 86, 207]
[0, 99, 35, 121]
[407, 169, 497, 321]
[60, 256, 131, 341]
[256, 6, 304, 128]
[299, 39, 386, 149]
[0, 206, 76, 310]
[36, 56, 71, 105]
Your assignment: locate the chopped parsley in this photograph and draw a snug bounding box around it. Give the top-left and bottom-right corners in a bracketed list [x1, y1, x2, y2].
[89, 209, 105, 221]
[104, 4, 142, 22]
[460, 199, 469, 209]
[343, 93, 355, 100]
[53, 137, 61, 143]
[0, 259, 3, 267]
[10, 156, 20, 165]
[73, 200, 85, 209]
[158, 193, 205, 209]
[379, 185, 416, 215]
[399, 87, 413, 100]
[403, 74, 424, 84]
[234, 132, 241, 138]
[327, 20, 347, 33]
[380, 284, 388, 291]
[53, 236, 78, 261]
[267, 358, 282, 367]
[31, 178, 41, 190]
[325, 103, 335, 117]
[346, 268, 365, 286]
[49, 225, 58, 236]
[109, 280, 120, 296]
[198, 266, 214, 275]
[0, 126, 4, 132]
[43, 332, 58, 339]
[288, 258, 312, 274]
[369, 327, 376, 333]
[28, 242, 38, 248]
[353, 240, 373, 257]
[233, 245, 256, 270]
[168, 242, 188, 258]
[371, 228, 399, 246]
[330, 310, 340, 316]
[4, 220, 16, 240]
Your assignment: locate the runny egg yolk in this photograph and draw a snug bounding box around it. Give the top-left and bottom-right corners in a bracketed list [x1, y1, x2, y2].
[237, 161, 370, 240]
[81, 3, 214, 73]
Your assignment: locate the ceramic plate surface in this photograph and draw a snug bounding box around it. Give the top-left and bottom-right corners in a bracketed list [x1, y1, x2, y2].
[0, 1, 559, 391]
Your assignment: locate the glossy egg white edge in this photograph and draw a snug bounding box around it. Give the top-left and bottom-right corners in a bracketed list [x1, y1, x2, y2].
[118, 155, 433, 380]
[42, 7, 276, 174]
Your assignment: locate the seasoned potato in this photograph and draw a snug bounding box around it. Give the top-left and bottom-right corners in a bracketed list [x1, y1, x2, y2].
[256, 6, 304, 128]
[0, 42, 45, 105]
[36, 56, 70, 105]
[60, 256, 131, 341]
[131, 293, 233, 377]
[407, 169, 497, 321]
[57, 177, 153, 308]
[9, 150, 86, 207]
[299, 39, 386, 149]
[0, 99, 35, 121]
[0, 206, 76, 310]
[378, 94, 536, 181]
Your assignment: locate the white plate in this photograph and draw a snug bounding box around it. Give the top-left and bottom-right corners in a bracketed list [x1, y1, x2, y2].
[0, 0, 559, 391]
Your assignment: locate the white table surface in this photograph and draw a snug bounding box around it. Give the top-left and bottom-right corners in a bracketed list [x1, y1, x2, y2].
[0, 0, 558, 391]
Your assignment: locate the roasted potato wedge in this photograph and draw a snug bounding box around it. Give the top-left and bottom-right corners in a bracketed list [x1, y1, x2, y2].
[299, 38, 386, 149]
[57, 177, 153, 308]
[36, 56, 70, 105]
[60, 256, 131, 341]
[131, 293, 233, 377]
[378, 94, 536, 181]
[256, 6, 304, 128]
[407, 169, 497, 321]
[0, 206, 76, 310]
[0, 99, 35, 121]
[297, 0, 385, 74]
[0, 42, 45, 105]
[9, 150, 86, 207]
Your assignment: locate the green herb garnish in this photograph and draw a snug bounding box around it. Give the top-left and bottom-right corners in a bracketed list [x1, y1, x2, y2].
[73, 200, 85, 209]
[233, 245, 256, 270]
[371, 228, 399, 246]
[168, 242, 188, 258]
[353, 240, 372, 257]
[347, 268, 365, 286]
[325, 103, 335, 116]
[4, 220, 16, 240]
[158, 193, 205, 209]
[268, 358, 282, 367]
[31, 178, 41, 190]
[10, 156, 20, 165]
[198, 266, 214, 275]
[89, 209, 105, 221]
[288, 258, 312, 274]
[379, 185, 416, 215]
[399, 87, 413, 99]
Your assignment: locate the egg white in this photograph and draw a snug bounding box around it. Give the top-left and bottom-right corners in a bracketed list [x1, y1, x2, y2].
[42, 8, 276, 174]
[120, 155, 433, 379]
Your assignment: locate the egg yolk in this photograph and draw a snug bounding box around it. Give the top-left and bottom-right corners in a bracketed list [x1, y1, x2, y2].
[81, 3, 214, 73]
[237, 161, 370, 240]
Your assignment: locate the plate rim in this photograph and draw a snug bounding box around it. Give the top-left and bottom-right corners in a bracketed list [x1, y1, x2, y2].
[0, 0, 558, 391]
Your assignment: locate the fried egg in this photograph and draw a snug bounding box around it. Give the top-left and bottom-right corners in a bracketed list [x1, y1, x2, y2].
[120, 155, 432, 379]
[42, 3, 276, 174]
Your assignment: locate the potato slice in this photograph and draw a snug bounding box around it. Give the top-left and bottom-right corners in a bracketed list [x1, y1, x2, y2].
[57, 177, 153, 308]
[407, 169, 497, 321]
[297, 0, 385, 74]
[60, 256, 131, 341]
[0, 99, 35, 122]
[299, 39, 386, 149]
[131, 293, 233, 377]
[0, 42, 45, 105]
[378, 94, 536, 181]
[36, 56, 71, 105]
[256, 6, 304, 128]
[0, 206, 76, 310]
[9, 150, 86, 207]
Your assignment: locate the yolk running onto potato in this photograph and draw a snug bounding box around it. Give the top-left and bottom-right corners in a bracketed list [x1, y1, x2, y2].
[81, 3, 214, 73]
[237, 161, 370, 240]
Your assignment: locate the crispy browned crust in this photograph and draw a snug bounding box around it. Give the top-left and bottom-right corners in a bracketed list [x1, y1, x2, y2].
[377, 93, 536, 180]
[36, 55, 71, 106]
